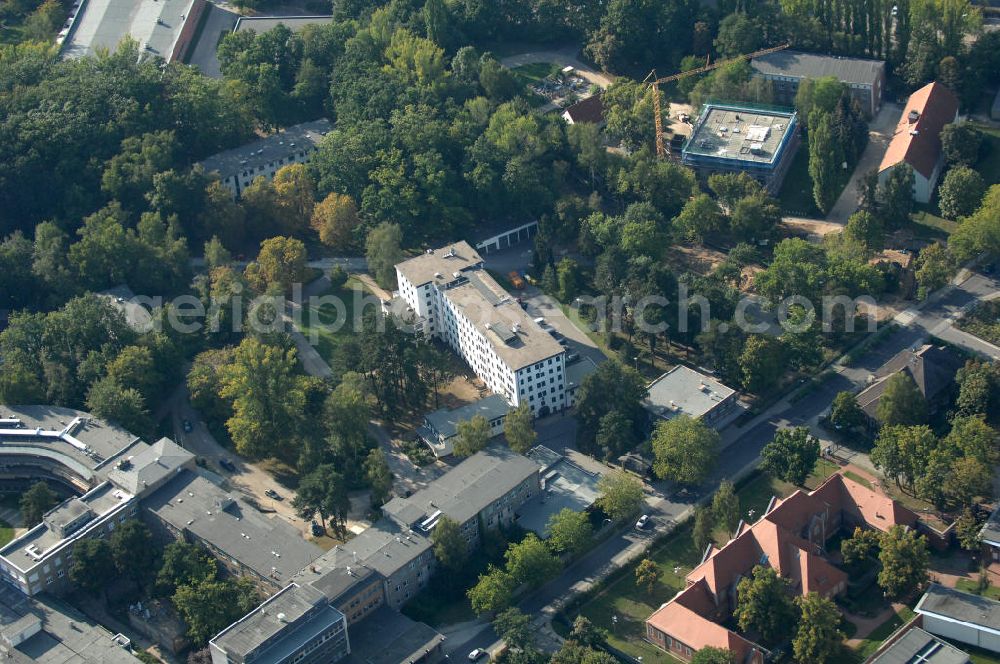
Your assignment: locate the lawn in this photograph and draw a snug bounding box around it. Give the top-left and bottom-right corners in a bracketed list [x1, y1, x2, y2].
[971, 122, 1000, 186]
[0, 521, 13, 548]
[509, 63, 558, 108]
[908, 208, 958, 239]
[298, 277, 375, 373]
[778, 147, 823, 217]
[850, 605, 916, 661]
[955, 577, 1000, 601]
[564, 468, 842, 662]
[957, 300, 1000, 347]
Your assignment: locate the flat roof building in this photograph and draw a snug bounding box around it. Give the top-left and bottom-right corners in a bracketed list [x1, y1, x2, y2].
[681, 102, 800, 193]
[60, 0, 208, 62]
[916, 585, 1000, 654]
[0, 584, 141, 663]
[143, 470, 323, 589]
[417, 395, 509, 458]
[209, 583, 350, 664]
[197, 119, 331, 199]
[395, 242, 567, 416]
[517, 445, 602, 536]
[867, 626, 969, 664]
[0, 482, 137, 596]
[751, 50, 886, 115]
[643, 366, 740, 430]
[344, 606, 444, 664]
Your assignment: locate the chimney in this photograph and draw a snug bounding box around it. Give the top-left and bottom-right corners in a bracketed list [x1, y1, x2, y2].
[907, 110, 919, 124]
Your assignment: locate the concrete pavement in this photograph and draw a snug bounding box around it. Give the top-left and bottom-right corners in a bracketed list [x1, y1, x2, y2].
[826, 102, 903, 224]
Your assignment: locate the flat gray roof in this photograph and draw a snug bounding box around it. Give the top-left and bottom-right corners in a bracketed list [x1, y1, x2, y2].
[870, 627, 969, 664]
[751, 50, 885, 85]
[444, 272, 565, 371]
[233, 15, 334, 33]
[197, 119, 331, 180]
[106, 437, 193, 496]
[0, 405, 141, 472]
[683, 104, 796, 165]
[293, 557, 380, 605]
[643, 365, 735, 421]
[425, 395, 509, 440]
[518, 446, 601, 536]
[328, 519, 432, 579]
[395, 242, 484, 288]
[916, 584, 1000, 633]
[382, 447, 539, 529]
[210, 583, 343, 663]
[345, 606, 444, 664]
[144, 470, 322, 583]
[0, 586, 141, 663]
[62, 0, 199, 60]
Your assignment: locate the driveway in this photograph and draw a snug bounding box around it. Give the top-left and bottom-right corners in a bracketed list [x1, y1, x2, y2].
[826, 102, 903, 224]
[500, 45, 614, 89]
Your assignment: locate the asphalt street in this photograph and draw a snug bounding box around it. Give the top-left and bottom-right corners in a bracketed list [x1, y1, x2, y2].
[444, 270, 1000, 658]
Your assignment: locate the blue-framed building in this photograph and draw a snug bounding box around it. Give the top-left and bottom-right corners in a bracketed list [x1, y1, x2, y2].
[681, 102, 800, 193]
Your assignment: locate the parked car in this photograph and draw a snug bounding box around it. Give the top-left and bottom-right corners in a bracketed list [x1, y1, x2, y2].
[218, 458, 236, 472]
[182, 419, 193, 433]
[636, 514, 651, 530]
[310, 521, 325, 537]
[468, 649, 486, 661]
[507, 271, 525, 289]
[264, 489, 282, 500]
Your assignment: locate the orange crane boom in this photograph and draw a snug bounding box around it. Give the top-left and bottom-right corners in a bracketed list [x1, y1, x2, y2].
[645, 43, 791, 157]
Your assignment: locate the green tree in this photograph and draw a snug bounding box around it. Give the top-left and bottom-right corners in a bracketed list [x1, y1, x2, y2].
[735, 565, 797, 644]
[674, 194, 725, 243]
[570, 615, 603, 648]
[915, 243, 956, 299]
[876, 372, 928, 426]
[635, 558, 661, 594]
[204, 236, 232, 271]
[365, 222, 404, 288]
[941, 123, 983, 167]
[809, 111, 842, 214]
[173, 577, 259, 646]
[363, 448, 393, 506]
[20, 481, 58, 528]
[557, 257, 581, 301]
[830, 391, 865, 431]
[712, 480, 740, 535]
[504, 404, 536, 454]
[844, 210, 885, 255]
[291, 464, 351, 536]
[596, 470, 645, 522]
[219, 338, 306, 460]
[691, 647, 736, 664]
[155, 542, 218, 597]
[871, 424, 936, 490]
[23, 0, 65, 41]
[761, 427, 820, 486]
[738, 335, 786, 394]
[546, 508, 593, 556]
[85, 377, 152, 439]
[453, 415, 491, 457]
[430, 515, 468, 571]
[69, 539, 115, 597]
[950, 184, 1000, 261]
[693, 505, 714, 554]
[942, 455, 994, 509]
[541, 263, 558, 296]
[841, 526, 881, 571]
[311, 192, 360, 250]
[110, 520, 158, 590]
[793, 593, 845, 664]
[878, 165, 916, 230]
[878, 525, 929, 599]
[651, 415, 719, 485]
[505, 533, 560, 588]
[493, 607, 533, 651]
[244, 236, 307, 294]
[939, 166, 986, 219]
[272, 163, 316, 235]
[955, 508, 984, 551]
[468, 565, 514, 615]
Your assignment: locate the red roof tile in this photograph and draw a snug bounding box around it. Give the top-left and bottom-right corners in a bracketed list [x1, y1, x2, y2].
[878, 82, 959, 179]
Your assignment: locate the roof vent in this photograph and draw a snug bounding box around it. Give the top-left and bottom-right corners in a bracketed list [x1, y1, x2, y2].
[277, 612, 287, 623]
[908, 110, 919, 124]
[909, 129, 919, 136]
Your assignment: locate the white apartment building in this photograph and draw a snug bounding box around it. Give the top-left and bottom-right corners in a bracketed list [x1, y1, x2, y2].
[395, 242, 568, 415]
[196, 119, 330, 199]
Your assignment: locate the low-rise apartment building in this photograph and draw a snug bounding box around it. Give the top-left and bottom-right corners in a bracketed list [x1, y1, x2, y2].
[750, 50, 886, 115]
[197, 119, 331, 199]
[395, 242, 567, 416]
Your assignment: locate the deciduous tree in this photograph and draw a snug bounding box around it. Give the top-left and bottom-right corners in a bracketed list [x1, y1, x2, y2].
[712, 480, 740, 535]
[793, 593, 845, 664]
[635, 558, 661, 594]
[468, 565, 514, 615]
[453, 415, 490, 457]
[504, 404, 536, 454]
[430, 515, 468, 571]
[875, 372, 927, 426]
[547, 508, 593, 556]
[939, 166, 986, 219]
[365, 222, 404, 288]
[878, 525, 929, 599]
[830, 391, 865, 431]
[311, 192, 360, 250]
[596, 470, 644, 522]
[761, 427, 820, 486]
[505, 533, 560, 588]
[736, 565, 797, 644]
[20, 482, 57, 528]
[651, 415, 719, 485]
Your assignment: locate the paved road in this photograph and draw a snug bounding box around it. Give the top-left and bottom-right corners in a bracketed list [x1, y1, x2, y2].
[826, 102, 903, 224]
[446, 268, 1000, 658]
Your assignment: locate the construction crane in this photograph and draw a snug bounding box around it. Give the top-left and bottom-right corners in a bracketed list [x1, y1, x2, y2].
[643, 43, 791, 157]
